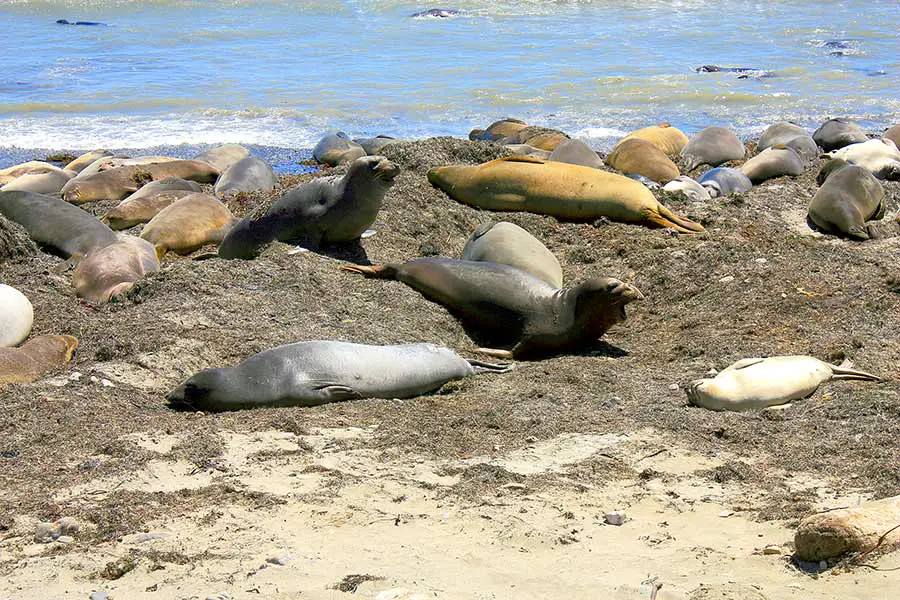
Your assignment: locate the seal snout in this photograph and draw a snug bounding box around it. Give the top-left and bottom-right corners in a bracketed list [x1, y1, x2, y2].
[368, 156, 400, 183]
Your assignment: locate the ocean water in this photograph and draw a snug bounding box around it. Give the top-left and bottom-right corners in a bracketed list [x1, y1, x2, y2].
[0, 0, 898, 166]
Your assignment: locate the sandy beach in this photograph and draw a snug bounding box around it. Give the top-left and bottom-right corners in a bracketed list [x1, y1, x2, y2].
[1, 136, 899, 600]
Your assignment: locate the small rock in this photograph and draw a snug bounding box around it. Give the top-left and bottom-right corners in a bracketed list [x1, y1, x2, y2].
[89, 592, 109, 600]
[500, 482, 528, 491]
[668, 383, 679, 391]
[719, 275, 735, 283]
[755, 258, 767, 264]
[57, 516, 79, 536]
[89, 375, 99, 383]
[56, 535, 75, 544]
[819, 560, 828, 571]
[134, 532, 167, 543]
[101, 379, 115, 388]
[69, 371, 82, 381]
[719, 510, 734, 518]
[34, 521, 60, 543]
[604, 511, 626, 526]
[763, 544, 783, 555]
[266, 555, 290, 566]
[525, 436, 537, 443]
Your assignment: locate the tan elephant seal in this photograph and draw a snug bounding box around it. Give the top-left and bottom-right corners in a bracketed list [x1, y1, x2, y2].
[343, 257, 643, 358]
[0, 161, 63, 185]
[829, 138, 900, 180]
[61, 160, 219, 204]
[313, 131, 366, 166]
[607, 138, 680, 183]
[885, 124, 900, 148]
[739, 145, 804, 183]
[72, 235, 160, 303]
[103, 177, 203, 230]
[680, 126, 745, 171]
[428, 156, 703, 233]
[1, 169, 73, 194]
[809, 159, 885, 240]
[620, 122, 688, 155]
[685, 356, 881, 411]
[813, 118, 867, 152]
[547, 139, 603, 169]
[64, 150, 113, 173]
[193, 143, 250, 173]
[469, 118, 528, 141]
[213, 156, 276, 197]
[503, 144, 552, 159]
[0, 284, 33, 348]
[518, 131, 568, 151]
[462, 221, 563, 287]
[140, 193, 235, 259]
[0, 334, 78, 386]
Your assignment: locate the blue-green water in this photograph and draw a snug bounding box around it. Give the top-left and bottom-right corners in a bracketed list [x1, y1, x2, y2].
[0, 0, 898, 162]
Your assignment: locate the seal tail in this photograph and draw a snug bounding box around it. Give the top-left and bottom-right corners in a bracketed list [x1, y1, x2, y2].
[340, 264, 398, 279]
[467, 359, 514, 374]
[652, 204, 705, 233]
[830, 365, 882, 382]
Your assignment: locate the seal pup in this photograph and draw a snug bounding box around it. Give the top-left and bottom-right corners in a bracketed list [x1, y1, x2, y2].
[313, 132, 366, 166]
[1, 169, 73, 194]
[685, 356, 881, 411]
[739, 145, 804, 184]
[0, 335, 78, 386]
[607, 138, 679, 183]
[829, 138, 900, 180]
[680, 126, 745, 171]
[547, 139, 604, 169]
[219, 155, 400, 259]
[0, 284, 33, 348]
[427, 156, 703, 233]
[354, 135, 397, 155]
[470, 119, 528, 142]
[140, 193, 235, 259]
[61, 160, 219, 204]
[168, 341, 509, 412]
[462, 221, 563, 287]
[193, 144, 250, 174]
[64, 150, 113, 173]
[342, 257, 643, 358]
[0, 190, 117, 260]
[103, 177, 203, 230]
[213, 156, 276, 198]
[662, 176, 711, 202]
[72, 235, 160, 303]
[813, 118, 868, 152]
[697, 167, 752, 197]
[808, 159, 884, 240]
[619, 122, 689, 155]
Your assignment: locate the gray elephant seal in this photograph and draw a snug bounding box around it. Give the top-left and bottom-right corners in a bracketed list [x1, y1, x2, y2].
[0, 284, 33, 348]
[697, 167, 752, 197]
[193, 143, 250, 173]
[168, 341, 508, 412]
[342, 257, 642, 358]
[680, 126, 745, 171]
[0, 190, 117, 259]
[219, 155, 399, 259]
[809, 159, 884, 240]
[313, 132, 366, 166]
[685, 356, 880, 411]
[354, 135, 397, 155]
[757, 122, 808, 150]
[739, 145, 804, 183]
[548, 139, 604, 169]
[214, 156, 276, 197]
[462, 221, 563, 287]
[662, 176, 711, 201]
[813, 118, 868, 152]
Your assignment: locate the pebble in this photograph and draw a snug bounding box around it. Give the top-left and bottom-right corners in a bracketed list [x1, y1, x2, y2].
[56, 535, 75, 544]
[719, 275, 735, 283]
[718, 510, 734, 518]
[604, 511, 626, 526]
[68, 371, 82, 381]
[755, 258, 767, 264]
[134, 532, 168, 543]
[34, 517, 79, 543]
[89, 592, 109, 600]
[668, 383, 679, 391]
[763, 544, 783, 555]
[89, 376, 99, 383]
[101, 379, 115, 388]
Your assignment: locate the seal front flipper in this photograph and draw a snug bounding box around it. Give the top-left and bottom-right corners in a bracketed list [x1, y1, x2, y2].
[305, 382, 363, 404]
[723, 357, 766, 371]
[466, 359, 514, 373]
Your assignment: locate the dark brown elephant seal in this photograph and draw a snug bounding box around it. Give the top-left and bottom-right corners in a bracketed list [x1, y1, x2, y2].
[808, 159, 884, 240]
[0, 190, 117, 260]
[681, 126, 745, 171]
[547, 139, 603, 169]
[462, 221, 563, 287]
[607, 138, 679, 183]
[0, 335, 78, 386]
[813, 118, 868, 152]
[342, 257, 642, 358]
[219, 155, 400, 259]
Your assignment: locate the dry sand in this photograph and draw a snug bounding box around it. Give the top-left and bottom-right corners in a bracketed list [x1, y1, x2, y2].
[1, 136, 899, 600]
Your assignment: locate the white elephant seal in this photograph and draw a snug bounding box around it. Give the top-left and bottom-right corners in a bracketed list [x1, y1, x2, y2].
[548, 139, 604, 169]
[829, 138, 900, 180]
[213, 156, 276, 197]
[697, 167, 752, 197]
[0, 284, 34, 347]
[813, 118, 868, 152]
[313, 132, 366, 166]
[219, 155, 399, 259]
[685, 356, 881, 411]
[354, 135, 397, 155]
[662, 176, 711, 201]
[167, 341, 510, 412]
[681, 126, 745, 171]
[462, 221, 563, 287]
[739, 145, 804, 183]
[809, 159, 885, 240]
[193, 144, 250, 173]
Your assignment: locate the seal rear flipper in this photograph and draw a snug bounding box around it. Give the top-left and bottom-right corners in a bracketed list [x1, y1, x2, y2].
[340, 264, 398, 279]
[466, 359, 514, 373]
[474, 347, 514, 359]
[642, 210, 696, 234]
[829, 365, 882, 382]
[655, 203, 704, 232]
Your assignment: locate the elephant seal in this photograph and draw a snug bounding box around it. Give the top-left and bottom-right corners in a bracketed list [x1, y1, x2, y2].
[757, 122, 809, 150]
[795, 495, 900, 562]
[685, 356, 880, 411]
[354, 135, 397, 155]
[829, 138, 900, 180]
[547, 139, 603, 169]
[0, 284, 33, 348]
[739, 145, 804, 183]
[813, 118, 868, 152]
[0, 334, 78, 386]
[140, 193, 235, 259]
[313, 132, 366, 166]
[462, 221, 563, 287]
[620, 122, 688, 155]
[607, 138, 679, 183]
[662, 176, 711, 201]
[0, 190, 117, 259]
[168, 341, 508, 412]
[103, 177, 203, 230]
[411, 8, 460, 18]
[1, 169, 73, 194]
[214, 156, 276, 197]
[64, 150, 113, 173]
[61, 160, 218, 204]
[219, 155, 399, 259]
[884, 124, 900, 148]
[0, 161, 65, 185]
[193, 144, 250, 173]
[428, 156, 703, 233]
[470, 119, 528, 142]
[808, 160, 884, 240]
[342, 258, 643, 358]
[697, 167, 752, 197]
[72, 235, 160, 303]
[517, 131, 568, 151]
[503, 144, 552, 159]
[680, 126, 745, 171]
